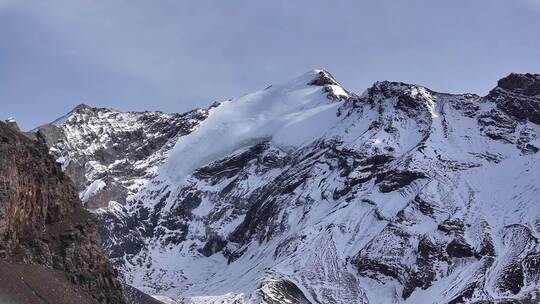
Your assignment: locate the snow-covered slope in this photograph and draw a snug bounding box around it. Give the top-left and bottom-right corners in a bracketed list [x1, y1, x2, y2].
[35, 104, 208, 210]
[34, 70, 540, 303]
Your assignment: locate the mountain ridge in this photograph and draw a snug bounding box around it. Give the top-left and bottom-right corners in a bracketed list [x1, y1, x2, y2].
[31, 70, 540, 303]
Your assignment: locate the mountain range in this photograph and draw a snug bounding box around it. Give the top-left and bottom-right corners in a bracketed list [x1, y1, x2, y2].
[3, 69, 539, 303]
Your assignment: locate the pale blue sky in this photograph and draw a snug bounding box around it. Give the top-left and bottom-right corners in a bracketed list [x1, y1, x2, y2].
[2, 0, 540, 130]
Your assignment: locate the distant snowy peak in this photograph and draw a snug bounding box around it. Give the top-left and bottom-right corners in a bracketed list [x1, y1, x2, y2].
[33, 69, 353, 207]
[48, 103, 106, 126]
[363, 81, 438, 113]
[309, 69, 353, 100]
[307, 69, 340, 86]
[70, 102, 97, 113]
[33, 103, 209, 209]
[160, 69, 351, 183]
[269, 69, 354, 101]
[353, 79, 477, 116]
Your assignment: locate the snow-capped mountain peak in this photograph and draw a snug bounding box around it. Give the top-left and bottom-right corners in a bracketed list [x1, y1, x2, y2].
[35, 103, 209, 209]
[33, 70, 540, 304]
[48, 102, 104, 127]
[161, 69, 350, 184]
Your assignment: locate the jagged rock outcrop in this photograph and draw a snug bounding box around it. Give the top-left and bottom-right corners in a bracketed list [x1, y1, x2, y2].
[4, 117, 20, 131]
[34, 104, 209, 211]
[0, 122, 124, 303]
[488, 73, 540, 124]
[34, 70, 540, 303]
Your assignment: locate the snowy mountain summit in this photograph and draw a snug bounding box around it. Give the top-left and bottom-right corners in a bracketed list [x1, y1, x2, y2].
[34, 70, 540, 303]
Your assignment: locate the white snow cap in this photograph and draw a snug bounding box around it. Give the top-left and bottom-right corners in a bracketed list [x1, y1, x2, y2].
[161, 69, 345, 183]
[6, 117, 16, 123]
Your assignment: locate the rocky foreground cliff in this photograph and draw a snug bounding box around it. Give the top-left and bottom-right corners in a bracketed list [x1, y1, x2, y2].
[34, 70, 540, 303]
[0, 122, 124, 303]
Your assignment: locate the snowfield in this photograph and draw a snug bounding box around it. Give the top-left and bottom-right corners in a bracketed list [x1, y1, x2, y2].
[34, 70, 540, 303]
[162, 70, 345, 185]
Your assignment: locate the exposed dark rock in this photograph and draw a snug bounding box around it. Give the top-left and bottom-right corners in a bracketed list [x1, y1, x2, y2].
[376, 170, 426, 193]
[478, 237, 496, 257]
[199, 233, 227, 257]
[194, 143, 268, 181]
[259, 276, 312, 304]
[487, 73, 540, 124]
[448, 94, 481, 118]
[100, 210, 145, 261]
[497, 73, 540, 96]
[446, 238, 475, 258]
[361, 81, 438, 119]
[308, 70, 339, 86]
[333, 153, 392, 200]
[438, 218, 465, 235]
[352, 225, 411, 286]
[412, 195, 434, 216]
[448, 284, 476, 304]
[365, 81, 412, 100]
[354, 257, 404, 283]
[523, 253, 540, 286]
[403, 236, 443, 298]
[0, 122, 124, 303]
[517, 127, 539, 154]
[478, 109, 517, 143]
[397, 93, 425, 112]
[122, 284, 164, 304]
[498, 263, 525, 295]
[4, 118, 20, 132]
[223, 245, 248, 264]
[34, 106, 209, 211]
[229, 196, 282, 245]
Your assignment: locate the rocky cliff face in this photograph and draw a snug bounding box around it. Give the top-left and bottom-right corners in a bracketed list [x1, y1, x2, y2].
[488, 73, 540, 125]
[35, 70, 540, 303]
[0, 122, 124, 303]
[34, 104, 209, 211]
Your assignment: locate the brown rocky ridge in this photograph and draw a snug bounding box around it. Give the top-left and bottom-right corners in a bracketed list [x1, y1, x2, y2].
[0, 121, 124, 303]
